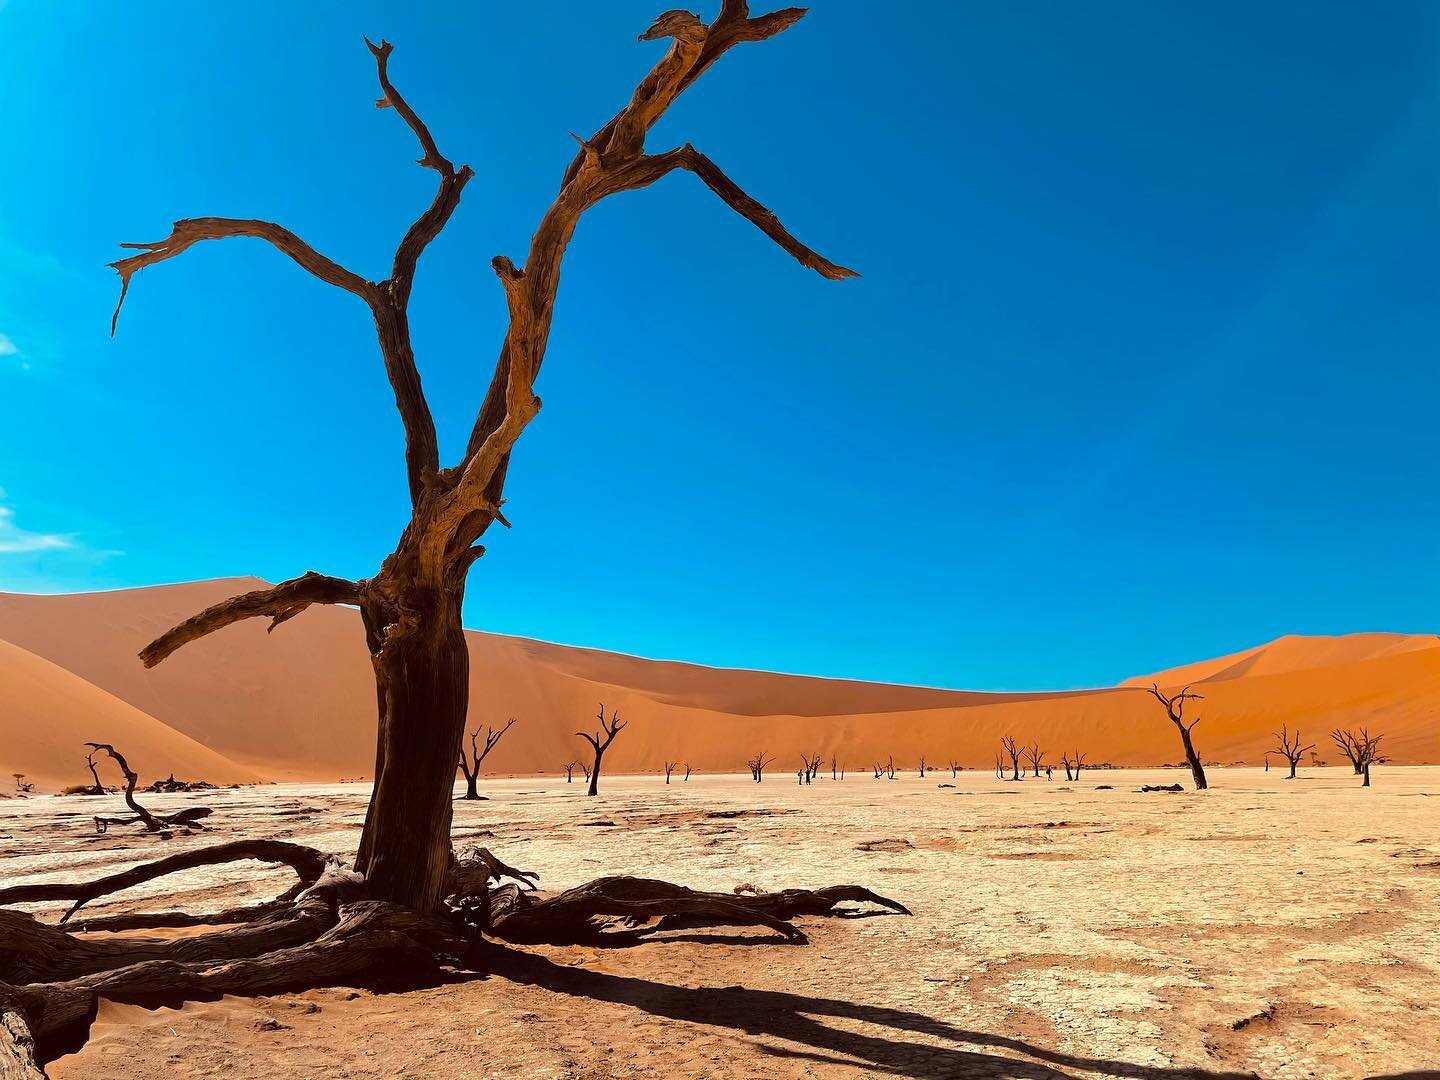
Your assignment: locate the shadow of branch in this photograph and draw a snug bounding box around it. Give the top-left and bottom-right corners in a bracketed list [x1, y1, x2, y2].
[491, 948, 1258, 1080]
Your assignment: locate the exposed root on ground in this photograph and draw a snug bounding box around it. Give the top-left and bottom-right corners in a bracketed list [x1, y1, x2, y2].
[0, 841, 908, 1076]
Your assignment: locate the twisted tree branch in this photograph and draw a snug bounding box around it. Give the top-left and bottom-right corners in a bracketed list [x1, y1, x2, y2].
[139, 571, 359, 668]
[108, 218, 375, 334]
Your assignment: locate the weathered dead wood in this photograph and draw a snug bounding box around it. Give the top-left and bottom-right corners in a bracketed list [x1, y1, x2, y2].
[138, 574, 359, 670]
[483, 876, 908, 946]
[0, 902, 450, 1072]
[1146, 684, 1208, 790]
[444, 846, 541, 901]
[80, 744, 213, 835]
[0, 840, 329, 925]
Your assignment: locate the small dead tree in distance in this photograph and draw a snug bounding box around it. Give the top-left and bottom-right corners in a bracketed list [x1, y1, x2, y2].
[947, 759, 960, 779]
[456, 718, 517, 800]
[85, 743, 213, 834]
[916, 755, 928, 778]
[1332, 728, 1384, 787]
[1271, 725, 1315, 780]
[577, 705, 626, 797]
[1330, 728, 1364, 775]
[82, 748, 107, 796]
[0, 13, 912, 1072]
[664, 761, 678, 784]
[683, 764, 692, 781]
[747, 751, 775, 783]
[801, 752, 822, 782]
[1145, 684, 1208, 790]
[1022, 742, 1044, 778]
[561, 761, 577, 783]
[1000, 736, 1022, 781]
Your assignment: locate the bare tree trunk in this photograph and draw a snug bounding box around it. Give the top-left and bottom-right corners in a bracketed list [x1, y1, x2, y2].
[354, 591, 469, 910]
[84, 753, 105, 797]
[1179, 725, 1208, 791]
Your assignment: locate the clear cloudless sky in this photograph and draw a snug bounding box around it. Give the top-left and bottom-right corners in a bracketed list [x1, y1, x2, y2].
[1, 1, 1437, 690]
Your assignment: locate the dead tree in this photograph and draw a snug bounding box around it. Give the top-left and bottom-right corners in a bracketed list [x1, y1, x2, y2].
[1271, 725, 1315, 780]
[1146, 684, 1208, 790]
[0, 13, 912, 1072]
[801, 752, 822, 783]
[581, 762, 592, 785]
[561, 762, 576, 783]
[81, 748, 106, 796]
[1060, 752, 1074, 781]
[748, 751, 775, 783]
[916, 755, 928, 778]
[683, 764, 692, 781]
[84, 743, 212, 834]
[872, 762, 884, 779]
[1000, 736, 1023, 781]
[993, 755, 1005, 780]
[577, 705, 625, 797]
[1332, 728, 1384, 787]
[108, 4, 856, 914]
[664, 761, 678, 784]
[1022, 742, 1044, 777]
[1330, 728, 1365, 775]
[1072, 750, 1087, 779]
[886, 756, 897, 780]
[947, 760, 960, 779]
[456, 718, 517, 800]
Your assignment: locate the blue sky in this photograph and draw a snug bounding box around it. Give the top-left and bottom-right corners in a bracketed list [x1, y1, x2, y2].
[1, 2, 1437, 691]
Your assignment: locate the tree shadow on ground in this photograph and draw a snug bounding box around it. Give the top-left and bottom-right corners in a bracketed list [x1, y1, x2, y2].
[491, 948, 1258, 1080]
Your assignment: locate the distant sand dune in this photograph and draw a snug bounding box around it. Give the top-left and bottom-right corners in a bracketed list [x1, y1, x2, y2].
[0, 579, 1434, 788]
[0, 636, 258, 790]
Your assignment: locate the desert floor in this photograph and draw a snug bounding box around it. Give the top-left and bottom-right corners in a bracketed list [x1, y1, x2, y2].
[4, 767, 1438, 1079]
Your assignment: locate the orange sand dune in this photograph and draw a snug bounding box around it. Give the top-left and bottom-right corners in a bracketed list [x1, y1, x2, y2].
[0, 579, 1434, 785]
[0, 636, 259, 791]
[1121, 631, 1440, 687]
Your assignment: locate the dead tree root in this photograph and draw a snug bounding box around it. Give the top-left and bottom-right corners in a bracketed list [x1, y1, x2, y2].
[0, 842, 907, 1075]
